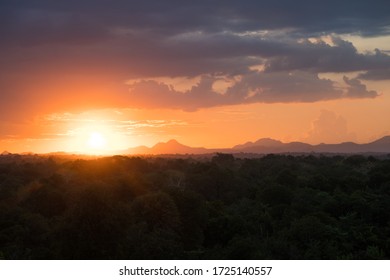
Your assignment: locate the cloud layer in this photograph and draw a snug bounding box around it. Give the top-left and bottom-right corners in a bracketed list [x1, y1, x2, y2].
[305, 110, 356, 144]
[1, 0, 389, 116]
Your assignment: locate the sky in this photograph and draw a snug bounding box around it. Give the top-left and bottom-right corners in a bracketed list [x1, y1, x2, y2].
[1, 0, 390, 154]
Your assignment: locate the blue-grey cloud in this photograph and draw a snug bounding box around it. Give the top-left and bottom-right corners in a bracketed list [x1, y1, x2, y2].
[357, 69, 390, 80]
[0, 0, 389, 117]
[343, 76, 379, 98]
[265, 38, 390, 73]
[126, 71, 377, 111]
[2, 0, 390, 39]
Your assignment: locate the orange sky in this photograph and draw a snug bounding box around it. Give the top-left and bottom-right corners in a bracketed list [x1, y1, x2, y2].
[1, 57, 390, 154]
[1, 2, 390, 154]
[2, 89, 390, 154]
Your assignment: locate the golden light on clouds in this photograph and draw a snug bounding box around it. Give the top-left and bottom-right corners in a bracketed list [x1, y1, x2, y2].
[1, 2, 390, 154]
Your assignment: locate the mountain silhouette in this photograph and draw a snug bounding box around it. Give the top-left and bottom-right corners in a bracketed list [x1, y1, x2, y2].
[233, 138, 283, 150]
[125, 139, 209, 155]
[368, 135, 390, 147]
[123, 136, 390, 155]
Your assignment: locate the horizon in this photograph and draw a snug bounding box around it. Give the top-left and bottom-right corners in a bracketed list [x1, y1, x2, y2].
[2, 135, 390, 156]
[1, 1, 390, 154]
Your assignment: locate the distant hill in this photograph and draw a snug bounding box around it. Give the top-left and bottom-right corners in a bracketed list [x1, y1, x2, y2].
[125, 139, 210, 155]
[308, 136, 390, 154]
[123, 136, 390, 155]
[364, 136, 390, 152]
[233, 138, 283, 150]
[233, 139, 313, 153]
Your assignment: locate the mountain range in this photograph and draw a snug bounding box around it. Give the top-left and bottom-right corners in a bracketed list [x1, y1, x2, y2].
[124, 136, 390, 155]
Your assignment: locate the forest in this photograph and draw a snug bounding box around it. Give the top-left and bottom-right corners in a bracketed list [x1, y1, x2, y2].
[0, 152, 389, 259]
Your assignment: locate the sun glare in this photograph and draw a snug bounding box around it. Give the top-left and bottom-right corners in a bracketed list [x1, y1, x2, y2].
[59, 115, 135, 155]
[87, 132, 106, 150]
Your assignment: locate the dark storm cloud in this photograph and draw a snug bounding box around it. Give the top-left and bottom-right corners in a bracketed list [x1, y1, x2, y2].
[358, 69, 390, 80]
[265, 38, 390, 73]
[343, 76, 379, 98]
[127, 71, 377, 111]
[0, 0, 389, 115]
[2, 0, 390, 37]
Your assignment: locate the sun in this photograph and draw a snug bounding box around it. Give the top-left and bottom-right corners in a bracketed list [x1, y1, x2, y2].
[87, 132, 106, 150]
[65, 118, 133, 155]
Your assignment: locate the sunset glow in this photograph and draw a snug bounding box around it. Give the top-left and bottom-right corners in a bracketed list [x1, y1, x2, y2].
[0, 1, 389, 154]
[2, 1, 390, 266]
[87, 132, 106, 150]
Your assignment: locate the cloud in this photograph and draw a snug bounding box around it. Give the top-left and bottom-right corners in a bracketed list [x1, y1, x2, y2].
[357, 68, 390, 80]
[343, 76, 379, 98]
[0, 8, 111, 47]
[2, 1, 390, 39]
[265, 38, 390, 73]
[126, 76, 225, 111]
[304, 110, 356, 144]
[227, 71, 343, 103]
[126, 71, 379, 111]
[0, 0, 389, 119]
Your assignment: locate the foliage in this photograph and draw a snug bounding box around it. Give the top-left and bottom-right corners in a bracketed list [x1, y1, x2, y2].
[0, 153, 389, 259]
